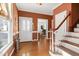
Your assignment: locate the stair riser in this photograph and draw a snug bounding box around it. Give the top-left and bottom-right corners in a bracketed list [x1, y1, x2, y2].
[55, 46, 71, 56]
[64, 37, 79, 44]
[77, 24, 79, 28]
[61, 43, 79, 54]
[55, 40, 62, 46]
[74, 28, 79, 32]
[55, 47, 62, 54]
[66, 32, 79, 37]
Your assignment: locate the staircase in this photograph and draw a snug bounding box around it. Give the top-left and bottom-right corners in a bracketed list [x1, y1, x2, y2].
[57, 24, 79, 56]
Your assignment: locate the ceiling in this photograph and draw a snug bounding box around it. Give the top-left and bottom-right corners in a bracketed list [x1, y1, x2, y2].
[16, 3, 62, 15]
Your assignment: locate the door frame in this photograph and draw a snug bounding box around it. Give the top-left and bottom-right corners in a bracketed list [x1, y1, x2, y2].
[37, 18, 48, 39]
[19, 17, 33, 42]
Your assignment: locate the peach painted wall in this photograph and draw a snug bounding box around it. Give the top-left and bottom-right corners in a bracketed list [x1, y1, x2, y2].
[13, 3, 19, 33]
[18, 10, 53, 31]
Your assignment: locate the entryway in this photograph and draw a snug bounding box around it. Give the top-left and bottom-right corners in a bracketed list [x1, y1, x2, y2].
[38, 18, 48, 39]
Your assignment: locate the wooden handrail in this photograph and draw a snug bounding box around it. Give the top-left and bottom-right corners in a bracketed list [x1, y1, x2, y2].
[54, 11, 71, 32]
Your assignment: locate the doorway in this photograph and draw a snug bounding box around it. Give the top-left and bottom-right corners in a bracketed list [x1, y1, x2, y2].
[38, 18, 48, 39]
[19, 17, 33, 42]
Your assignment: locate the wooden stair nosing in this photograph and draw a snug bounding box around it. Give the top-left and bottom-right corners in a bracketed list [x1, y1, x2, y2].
[58, 45, 79, 56]
[61, 40, 79, 47]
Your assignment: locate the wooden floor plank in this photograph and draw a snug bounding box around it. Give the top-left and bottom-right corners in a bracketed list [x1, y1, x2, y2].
[14, 39, 50, 56]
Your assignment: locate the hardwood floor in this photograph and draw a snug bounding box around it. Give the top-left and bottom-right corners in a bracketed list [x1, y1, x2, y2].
[14, 39, 50, 56]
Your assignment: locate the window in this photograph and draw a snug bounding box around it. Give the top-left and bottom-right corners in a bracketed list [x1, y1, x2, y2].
[0, 16, 10, 51]
[22, 20, 26, 30]
[0, 20, 7, 49]
[27, 20, 30, 31]
[22, 20, 31, 31]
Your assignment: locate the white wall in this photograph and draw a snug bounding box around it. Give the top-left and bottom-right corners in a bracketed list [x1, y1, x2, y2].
[55, 10, 67, 46]
[55, 10, 67, 28]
